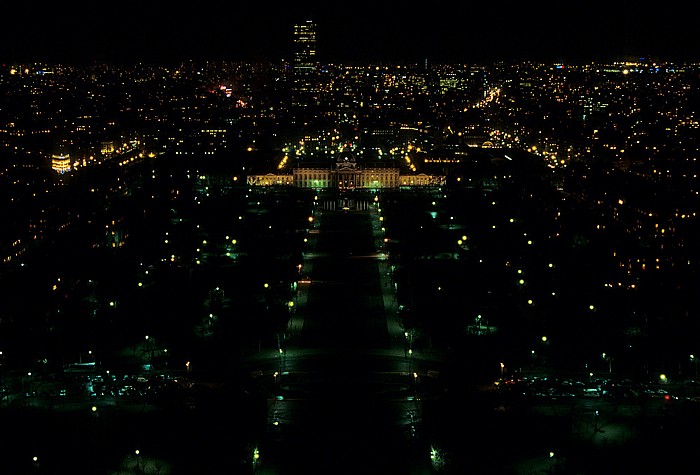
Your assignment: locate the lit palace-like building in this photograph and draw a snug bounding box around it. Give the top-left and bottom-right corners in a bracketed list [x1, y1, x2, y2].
[246, 149, 444, 190]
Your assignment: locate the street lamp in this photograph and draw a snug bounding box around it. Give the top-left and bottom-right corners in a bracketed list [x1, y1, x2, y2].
[548, 451, 555, 474]
[252, 447, 260, 473]
[602, 352, 612, 373]
[404, 330, 414, 347]
[594, 410, 600, 432]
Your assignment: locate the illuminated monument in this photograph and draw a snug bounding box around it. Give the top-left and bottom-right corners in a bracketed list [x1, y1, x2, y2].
[246, 148, 444, 189]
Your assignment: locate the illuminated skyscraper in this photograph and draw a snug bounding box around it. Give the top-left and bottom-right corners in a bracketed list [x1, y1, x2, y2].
[292, 20, 317, 76]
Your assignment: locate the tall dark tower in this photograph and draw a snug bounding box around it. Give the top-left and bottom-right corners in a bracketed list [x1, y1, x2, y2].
[291, 20, 318, 107]
[292, 20, 317, 76]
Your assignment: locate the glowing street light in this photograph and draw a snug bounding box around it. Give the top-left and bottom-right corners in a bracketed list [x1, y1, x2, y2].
[548, 451, 555, 473]
[252, 447, 260, 472]
[602, 352, 612, 373]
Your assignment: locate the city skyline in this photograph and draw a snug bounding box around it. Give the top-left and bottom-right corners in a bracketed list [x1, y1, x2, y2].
[3, 7, 700, 473]
[2, 2, 698, 64]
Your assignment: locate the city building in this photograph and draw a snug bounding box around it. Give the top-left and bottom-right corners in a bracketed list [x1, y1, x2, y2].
[246, 148, 444, 189]
[51, 153, 71, 173]
[292, 20, 317, 76]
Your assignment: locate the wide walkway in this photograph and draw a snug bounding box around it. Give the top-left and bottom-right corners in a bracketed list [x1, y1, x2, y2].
[252, 198, 434, 475]
[250, 198, 410, 362]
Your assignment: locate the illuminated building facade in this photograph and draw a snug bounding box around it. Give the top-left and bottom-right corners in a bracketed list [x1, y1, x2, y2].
[292, 20, 317, 76]
[247, 150, 444, 189]
[51, 153, 71, 173]
[291, 19, 318, 107]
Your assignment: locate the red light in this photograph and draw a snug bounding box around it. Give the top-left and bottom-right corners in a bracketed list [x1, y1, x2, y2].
[664, 394, 671, 401]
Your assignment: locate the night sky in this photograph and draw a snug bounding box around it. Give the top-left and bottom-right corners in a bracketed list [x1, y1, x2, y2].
[2, 1, 697, 64]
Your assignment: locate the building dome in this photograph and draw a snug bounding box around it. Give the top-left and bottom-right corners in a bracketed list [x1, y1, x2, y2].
[336, 149, 357, 164]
